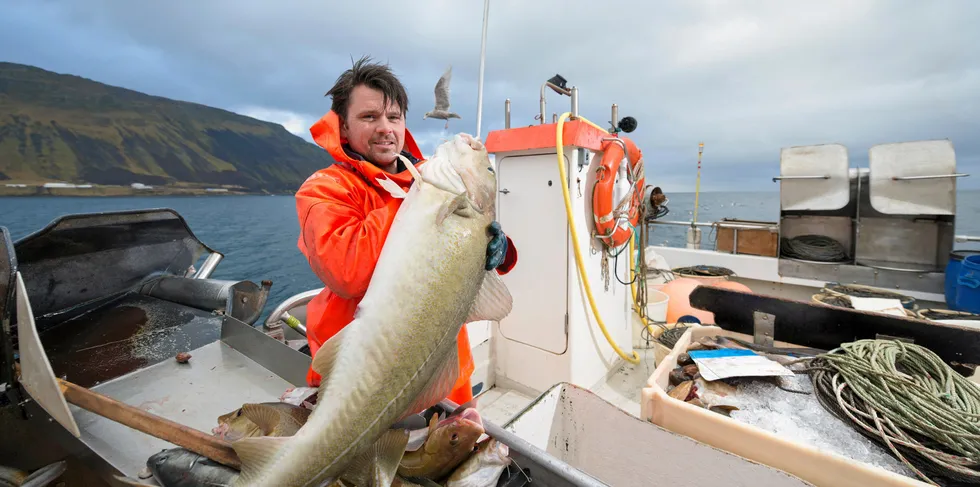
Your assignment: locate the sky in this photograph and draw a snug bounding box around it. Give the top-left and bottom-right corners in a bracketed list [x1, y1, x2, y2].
[2, 0, 979, 192]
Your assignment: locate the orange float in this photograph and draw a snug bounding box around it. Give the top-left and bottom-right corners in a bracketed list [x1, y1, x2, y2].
[592, 136, 645, 248]
[663, 278, 755, 324]
[663, 278, 715, 324]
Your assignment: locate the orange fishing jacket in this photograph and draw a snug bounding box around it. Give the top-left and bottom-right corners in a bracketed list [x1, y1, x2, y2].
[296, 111, 517, 406]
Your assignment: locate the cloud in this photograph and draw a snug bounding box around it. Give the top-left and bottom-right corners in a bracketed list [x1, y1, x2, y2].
[2, 0, 979, 191]
[234, 106, 317, 142]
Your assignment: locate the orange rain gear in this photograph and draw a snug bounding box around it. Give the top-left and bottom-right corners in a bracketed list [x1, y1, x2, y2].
[296, 110, 517, 406]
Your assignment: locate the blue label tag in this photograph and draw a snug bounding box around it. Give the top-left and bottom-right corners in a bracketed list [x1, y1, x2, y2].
[688, 349, 758, 359]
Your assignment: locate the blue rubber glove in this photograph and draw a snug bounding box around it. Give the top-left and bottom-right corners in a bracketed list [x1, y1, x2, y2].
[486, 221, 509, 270]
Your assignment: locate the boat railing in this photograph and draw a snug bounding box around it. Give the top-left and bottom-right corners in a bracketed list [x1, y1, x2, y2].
[643, 218, 778, 254]
[643, 217, 980, 253]
[647, 219, 777, 231]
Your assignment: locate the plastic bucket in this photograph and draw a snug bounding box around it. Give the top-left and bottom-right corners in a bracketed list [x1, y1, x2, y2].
[946, 250, 980, 307]
[954, 254, 980, 313]
[646, 289, 669, 322]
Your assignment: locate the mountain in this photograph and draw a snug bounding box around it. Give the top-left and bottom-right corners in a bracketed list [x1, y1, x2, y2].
[0, 62, 334, 193]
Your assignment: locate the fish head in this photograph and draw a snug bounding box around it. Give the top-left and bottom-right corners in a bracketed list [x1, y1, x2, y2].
[423, 133, 497, 219]
[213, 406, 262, 441]
[478, 438, 512, 466]
[147, 448, 197, 482]
[148, 448, 239, 486]
[425, 408, 485, 456]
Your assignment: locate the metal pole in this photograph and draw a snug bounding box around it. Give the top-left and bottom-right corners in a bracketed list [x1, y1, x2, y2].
[504, 99, 511, 129]
[539, 83, 547, 125]
[611, 103, 619, 130]
[193, 252, 223, 279]
[475, 0, 490, 139]
[693, 142, 703, 224]
[570, 86, 579, 119]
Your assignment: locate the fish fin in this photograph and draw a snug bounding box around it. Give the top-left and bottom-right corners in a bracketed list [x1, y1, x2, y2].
[400, 476, 443, 487]
[311, 324, 351, 403]
[401, 345, 461, 419]
[428, 411, 439, 435]
[465, 271, 514, 323]
[399, 153, 424, 184]
[405, 426, 429, 452]
[377, 175, 409, 199]
[342, 429, 410, 487]
[239, 403, 283, 436]
[436, 192, 469, 226]
[231, 436, 292, 485]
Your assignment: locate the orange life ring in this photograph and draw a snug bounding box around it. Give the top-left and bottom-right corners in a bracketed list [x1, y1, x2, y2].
[592, 136, 645, 248]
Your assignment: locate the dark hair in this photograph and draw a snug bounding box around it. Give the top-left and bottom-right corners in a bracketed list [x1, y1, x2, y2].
[325, 55, 410, 121]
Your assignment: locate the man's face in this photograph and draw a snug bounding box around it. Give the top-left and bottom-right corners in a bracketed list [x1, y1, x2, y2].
[341, 85, 406, 167]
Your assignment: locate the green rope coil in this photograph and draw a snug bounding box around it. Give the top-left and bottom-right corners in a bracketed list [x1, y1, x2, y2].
[805, 339, 980, 485]
[780, 235, 849, 262]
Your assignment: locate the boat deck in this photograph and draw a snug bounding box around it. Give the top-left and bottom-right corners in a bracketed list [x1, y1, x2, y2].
[475, 349, 658, 426]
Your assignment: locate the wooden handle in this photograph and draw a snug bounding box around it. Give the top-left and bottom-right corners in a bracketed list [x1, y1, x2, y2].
[57, 379, 241, 469]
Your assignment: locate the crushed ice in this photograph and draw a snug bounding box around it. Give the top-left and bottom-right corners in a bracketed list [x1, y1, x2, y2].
[725, 373, 915, 478]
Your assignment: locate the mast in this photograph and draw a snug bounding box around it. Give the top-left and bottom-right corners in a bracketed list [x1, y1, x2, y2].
[475, 0, 490, 139]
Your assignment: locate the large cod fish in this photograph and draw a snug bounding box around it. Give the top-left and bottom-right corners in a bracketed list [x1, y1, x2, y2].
[232, 133, 513, 487]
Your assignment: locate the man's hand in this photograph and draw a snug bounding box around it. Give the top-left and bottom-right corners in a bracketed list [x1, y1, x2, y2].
[486, 221, 509, 270]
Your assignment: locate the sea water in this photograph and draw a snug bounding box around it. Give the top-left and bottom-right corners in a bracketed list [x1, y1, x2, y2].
[4, 190, 980, 324]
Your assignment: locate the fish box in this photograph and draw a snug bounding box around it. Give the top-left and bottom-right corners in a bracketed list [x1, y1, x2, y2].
[503, 382, 813, 487]
[640, 325, 929, 487]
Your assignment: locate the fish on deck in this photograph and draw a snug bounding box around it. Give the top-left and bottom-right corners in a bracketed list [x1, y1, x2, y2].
[146, 448, 239, 487]
[212, 402, 311, 441]
[445, 438, 512, 487]
[229, 133, 514, 487]
[0, 461, 66, 487]
[397, 407, 485, 481]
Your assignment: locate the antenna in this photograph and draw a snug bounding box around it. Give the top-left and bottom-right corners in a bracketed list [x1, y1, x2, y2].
[693, 142, 704, 224]
[475, 0, 490, 139]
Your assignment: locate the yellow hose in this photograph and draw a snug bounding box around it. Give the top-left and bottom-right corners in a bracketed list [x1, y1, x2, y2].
[555, 112, 640, 364]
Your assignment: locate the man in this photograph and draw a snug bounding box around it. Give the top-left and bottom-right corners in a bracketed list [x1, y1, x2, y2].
[295, 56, 517, 406]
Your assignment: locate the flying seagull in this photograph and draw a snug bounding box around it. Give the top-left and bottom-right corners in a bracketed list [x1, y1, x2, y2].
[423, 65, 461, 130]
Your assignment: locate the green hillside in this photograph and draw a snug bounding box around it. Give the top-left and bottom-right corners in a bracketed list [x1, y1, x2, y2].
[0, 62, 333, 193]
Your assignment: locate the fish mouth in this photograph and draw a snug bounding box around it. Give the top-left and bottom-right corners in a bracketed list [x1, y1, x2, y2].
[212, 423, 229, 437]
[442, 408, 484, 430]
[456, 133, 484, 152]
